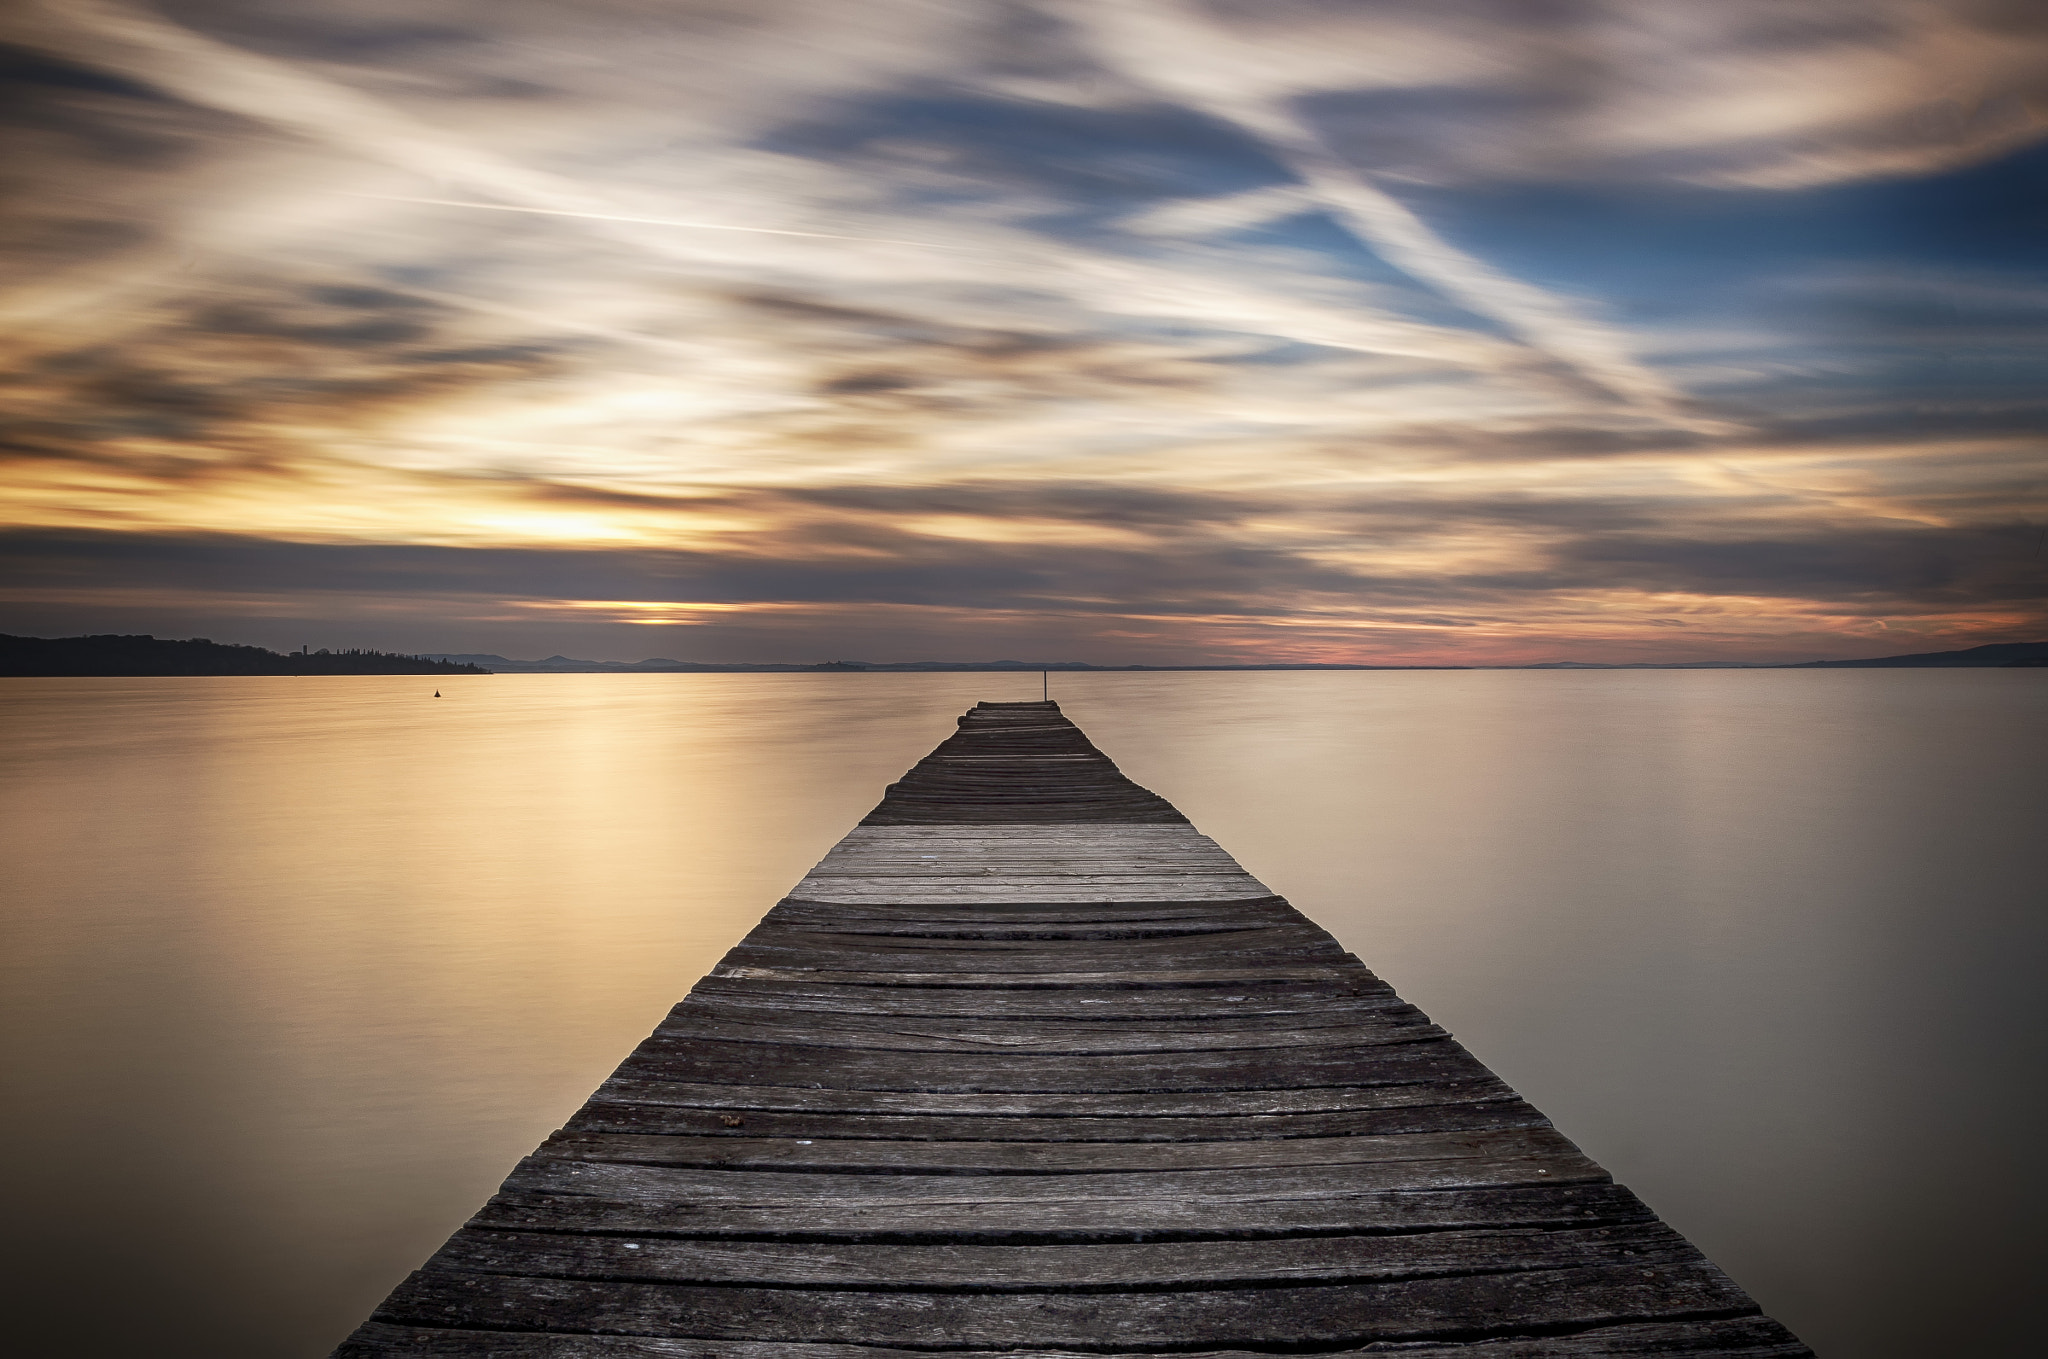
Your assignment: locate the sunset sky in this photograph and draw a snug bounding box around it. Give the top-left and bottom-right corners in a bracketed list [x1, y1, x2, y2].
[3, 0, 2044, 664]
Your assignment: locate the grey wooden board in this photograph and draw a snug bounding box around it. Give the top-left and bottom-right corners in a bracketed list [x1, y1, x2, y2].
[339, 1318, 1812, 1358]
[533, 1125, 1578, 1175]
[672, 992, 1424, 1030]
[684, 978, 1399, 1019]
[798, 826, 1261, 892]
[564, 1095, 1546, 1141]
[794, 828, 1262, 899]
[424, 1220, 1690, 1288]
[501, 1146, 1605, 1202]
[708, 965, 1369, 987]
[718, 947, 1356, 976]
[334, 701, 1808, 1357]
[653, 1012, 1446, 1055]
[616, 1035, 1490, 1092]
[801, 837, 1253, 865]
[796, 884, 1272, 906]
[761, 907, 1303, 936]
[762, 927, 1311, 945]
[674, 994, 1417, 1028]
[769, 894, 1292, 923]
[473, 1180, 1652, 1240]
[765, 907, 1313, 926]
[371, 1261, 1754, 1347]
[587, 1074, 1527, 1119]
[720, 945, 1343, 978]
[735, 921, 1343, 955]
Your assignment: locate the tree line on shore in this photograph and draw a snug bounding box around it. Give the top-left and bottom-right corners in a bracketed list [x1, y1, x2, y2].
[0, 634, 489, 676]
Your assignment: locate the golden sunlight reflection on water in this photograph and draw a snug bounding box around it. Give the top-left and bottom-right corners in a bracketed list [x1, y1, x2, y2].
[3, 671, 2043, 1357]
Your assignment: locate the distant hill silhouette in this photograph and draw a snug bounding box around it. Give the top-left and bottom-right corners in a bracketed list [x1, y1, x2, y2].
[0, 634, 489, 677]
[8, 635, 2036, 678]
[431, 642, 2048, 673]
[1784, 640, 2048, 668]
[421, 654, 1466, 673]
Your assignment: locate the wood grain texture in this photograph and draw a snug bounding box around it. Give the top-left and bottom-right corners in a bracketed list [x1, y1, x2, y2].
[651, 1011, 1448, 1055]
[422, 1220, 1694, 1288]
[370, 1262, 1757, 1347]
[584, 1076, 1532, 1118]
[563, 1095, 1550, 1142]
[471, 1180, 1655, 1239]
[331, 700, 1809, 1357]
[339, 1316, 1812, 1358]
[582, 1074, 1528, 1120]
[680, 978, 1401, 1020]
[529, 1124, 1581, 1174]
[768, 893, 1293, 925]
[614, 1035, 1493, 1092]
[705, 965, 1371, 988]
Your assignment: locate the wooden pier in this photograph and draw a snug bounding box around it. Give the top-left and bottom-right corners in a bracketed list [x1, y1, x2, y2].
[338, 700, 1810, 1357]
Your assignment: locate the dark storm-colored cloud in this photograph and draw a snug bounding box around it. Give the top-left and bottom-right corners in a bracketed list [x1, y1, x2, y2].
[10, 452, 2042, 620]
[0, 526, 1357, 617]
[3, 274, 578, 450]
[1370, 404, 2048, 463]
[1550, 524, 2048, 607]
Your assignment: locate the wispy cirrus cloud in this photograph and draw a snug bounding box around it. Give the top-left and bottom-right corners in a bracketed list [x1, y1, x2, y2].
[1049, 0, 1707, 419]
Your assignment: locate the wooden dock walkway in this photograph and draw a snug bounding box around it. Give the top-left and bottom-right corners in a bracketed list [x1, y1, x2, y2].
[338, 700, 1810, 1358]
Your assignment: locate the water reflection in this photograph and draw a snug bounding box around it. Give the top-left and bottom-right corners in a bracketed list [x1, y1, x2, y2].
[2, 672, 2042, 1356]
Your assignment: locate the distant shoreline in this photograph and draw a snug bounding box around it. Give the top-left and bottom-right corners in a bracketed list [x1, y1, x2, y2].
[3, 634, 2041, 676]
[418, 640, 2047, 673]
[0, 634, 486, 678]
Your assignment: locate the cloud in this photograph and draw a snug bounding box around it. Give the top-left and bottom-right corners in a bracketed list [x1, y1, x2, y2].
[1048, 0, 1708, 420]
[1077, 0, 2048, 190]
[0, 1, 2043, 662]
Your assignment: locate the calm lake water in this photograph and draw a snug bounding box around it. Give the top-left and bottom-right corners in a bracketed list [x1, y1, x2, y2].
[3, 671, 2044, 1357]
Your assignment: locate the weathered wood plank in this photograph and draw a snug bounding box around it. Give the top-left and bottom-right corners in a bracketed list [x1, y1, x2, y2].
[471, 1180, 1646, 1240]
[484, 1154, 1612, 1233]
[718, 945, 1355, 977]
[648, 1023, 1448, 1057]
[585, 1074, 1525, 1120]
[683, 977, 1399, 1020]
[564, 1093, 1545, 1141]
[716, 953, 1360, 980]
[736, 921, 1341, 955]
[339, 1316, 1812, 1358]
[615, 1035, 1489, 1092]
[762, 920, 1297, 940]
[707, 965, 1368, 988]
[426, 1220, 1691, 1288]
[800, 856, 1257, 874]
[371, 1261, 1755, 1347]
[671, 991, 1425, 1032]
[531, 1125, 1578, 1175]
[795, 887, 1272, 905]
[795, 827, 1265, 899]
[653, 1011, 1446, 1055]
[761, 901, 1302, 934]
[500, 1147, 1607, 1197]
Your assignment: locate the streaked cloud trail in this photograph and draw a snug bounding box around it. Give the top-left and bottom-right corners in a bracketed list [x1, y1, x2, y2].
[1053, 0, 1705, 421]
[336, 195, 962, 250]
[17, 0, 866, 271]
